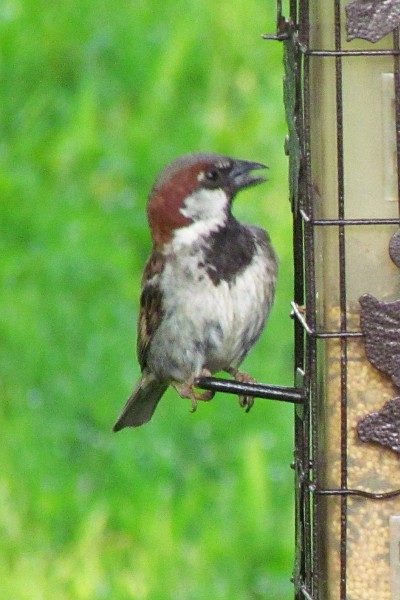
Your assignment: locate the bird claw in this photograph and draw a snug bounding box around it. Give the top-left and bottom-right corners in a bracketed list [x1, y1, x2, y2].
[226, 368, 257, 413]
[239, 394, 254, 413]
[188, 389, 215, 413]
[172, 373, 215, 413]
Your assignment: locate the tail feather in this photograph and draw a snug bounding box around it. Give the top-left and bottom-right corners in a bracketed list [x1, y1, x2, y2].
[113, 374, 168, 431]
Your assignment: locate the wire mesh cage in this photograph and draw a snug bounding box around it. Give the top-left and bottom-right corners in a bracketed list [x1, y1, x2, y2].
[265, 0, 400, 598]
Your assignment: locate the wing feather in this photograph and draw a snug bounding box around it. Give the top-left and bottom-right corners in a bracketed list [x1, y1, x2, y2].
[137, 251, 165, 370]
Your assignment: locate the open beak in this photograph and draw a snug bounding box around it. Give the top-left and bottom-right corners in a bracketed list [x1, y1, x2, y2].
[229, 159, 268, 193]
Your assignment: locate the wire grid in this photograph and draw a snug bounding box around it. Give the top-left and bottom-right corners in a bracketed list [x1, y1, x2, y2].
[286, 1, 400, 599]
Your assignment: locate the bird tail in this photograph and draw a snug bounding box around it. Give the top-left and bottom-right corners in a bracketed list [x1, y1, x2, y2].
[113, 373, 168, 431]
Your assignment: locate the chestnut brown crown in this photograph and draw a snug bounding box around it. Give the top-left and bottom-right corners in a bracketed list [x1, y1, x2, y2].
[147, 153, 267, 247]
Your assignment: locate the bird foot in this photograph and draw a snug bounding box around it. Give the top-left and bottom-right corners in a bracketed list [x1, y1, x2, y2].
[172, 370, 215, 413]
[226, 368, 256, 413]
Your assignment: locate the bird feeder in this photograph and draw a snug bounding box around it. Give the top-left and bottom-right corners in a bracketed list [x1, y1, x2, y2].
[265, 0, 400, 598]
[195, 0, 400, 596]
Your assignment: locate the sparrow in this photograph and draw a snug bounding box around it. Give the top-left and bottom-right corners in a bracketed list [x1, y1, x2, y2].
[113, 152, 278, 431]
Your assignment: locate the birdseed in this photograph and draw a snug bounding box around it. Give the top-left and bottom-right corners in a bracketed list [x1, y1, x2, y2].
[321, 305, 400, 599]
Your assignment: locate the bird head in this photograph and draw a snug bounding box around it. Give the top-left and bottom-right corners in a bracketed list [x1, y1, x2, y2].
[147, 153, 267, 247]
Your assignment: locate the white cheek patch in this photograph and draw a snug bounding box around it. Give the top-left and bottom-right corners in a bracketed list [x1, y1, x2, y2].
[180, 188, 228, 223]
[172, 188, 229, 248]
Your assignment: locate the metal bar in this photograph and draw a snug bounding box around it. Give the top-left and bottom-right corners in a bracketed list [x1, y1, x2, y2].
[300, 586, 315, 600]
[300, 0, 318, 591]
[306, 331, 362, 339]
[291, 301, 312, 335]
[291, 303, 363, 339]
[293, 83, 307, 600]
[302, 330, 362, 339]
[263, 32, 290, 41]
[194, 376, 305, 403]
[304, 49, 400, 57]
[393, 29, 400, 214]
[262, 37, 400, 58]
[333, 4, 348, 597]
[290, 0, 298, 27]
[300, 211, 400, 226]
[314, 487, 400, 500]
[291, 2, 311, 596]
[310, 218, 400, 226]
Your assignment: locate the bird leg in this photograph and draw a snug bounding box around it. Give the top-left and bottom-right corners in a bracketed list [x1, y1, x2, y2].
[172, 369, 215, 413]
[225, 367, 256, 413]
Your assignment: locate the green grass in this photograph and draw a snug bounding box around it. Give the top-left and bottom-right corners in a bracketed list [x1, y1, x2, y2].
[0, 1, 293, 598]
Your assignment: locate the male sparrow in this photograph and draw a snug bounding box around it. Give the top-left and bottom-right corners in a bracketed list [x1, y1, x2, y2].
[113, 152, 278, 431]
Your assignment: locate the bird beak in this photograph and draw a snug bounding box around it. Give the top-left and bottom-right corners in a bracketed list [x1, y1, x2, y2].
[229, 159, 268, 193]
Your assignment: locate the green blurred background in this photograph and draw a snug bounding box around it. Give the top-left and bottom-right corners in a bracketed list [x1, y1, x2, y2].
[0, 1, 294, 598]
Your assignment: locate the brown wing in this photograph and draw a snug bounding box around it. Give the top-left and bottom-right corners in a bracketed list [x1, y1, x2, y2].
[137, 251, 165, 370]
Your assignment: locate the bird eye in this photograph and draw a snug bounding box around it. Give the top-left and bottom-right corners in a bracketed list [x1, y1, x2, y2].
[205, 169, 219, 182]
